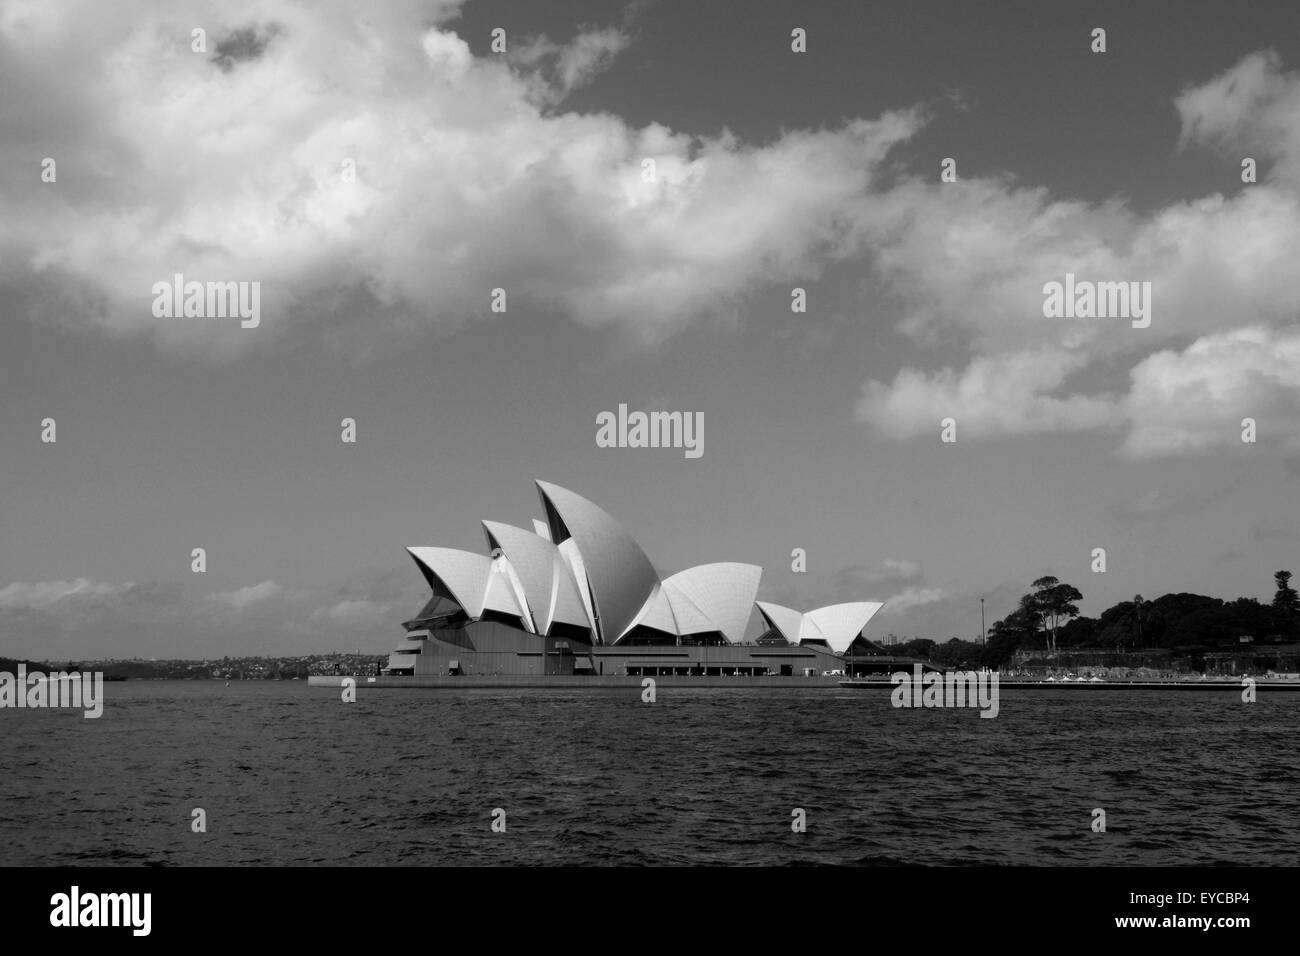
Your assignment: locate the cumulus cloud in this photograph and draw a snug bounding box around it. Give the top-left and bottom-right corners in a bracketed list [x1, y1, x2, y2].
[855, 51, 1300, 456]
[877, 586, 945, 615]
[6, 4, 1297, 457]
[1176, 49, 1300, 186]
[509, 25, 632, 103]
[858, 348, 1119, 439]
[0, 0, 923, 358]
[1122, 325, 1300, 457]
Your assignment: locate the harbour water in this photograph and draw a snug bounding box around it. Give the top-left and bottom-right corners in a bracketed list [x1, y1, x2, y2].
[1, 680, 1296, 865]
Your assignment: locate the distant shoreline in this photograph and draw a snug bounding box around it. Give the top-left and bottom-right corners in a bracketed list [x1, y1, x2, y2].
[301, 674, 1300, 691]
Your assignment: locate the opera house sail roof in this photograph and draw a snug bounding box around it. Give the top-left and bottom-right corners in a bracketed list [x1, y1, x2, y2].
[396, 480, 885, 658]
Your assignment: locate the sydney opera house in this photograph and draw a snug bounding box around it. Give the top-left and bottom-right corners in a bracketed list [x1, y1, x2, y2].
[384, 481, 885, 680]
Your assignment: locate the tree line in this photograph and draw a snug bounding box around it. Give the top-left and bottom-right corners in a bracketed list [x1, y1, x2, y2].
[888, 571, 1300, 669]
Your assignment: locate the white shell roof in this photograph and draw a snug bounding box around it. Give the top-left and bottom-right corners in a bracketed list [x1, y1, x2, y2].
[549, 551, 592, 632]
[484, 555, 532, 630]
[663, 563, 761, 644]
[556, 538, 597, 636]
[755, 600, 885, 654]
[617, 582, 678, 641]
[755, 601, 805, 643]
[482, 520, 592, 636]
[663, 584, 715, 636]
[536, 480, 659, 645]
[804, 602, 885, 653]
[406, 547, 494, 618]
[483, 521, 553, 633]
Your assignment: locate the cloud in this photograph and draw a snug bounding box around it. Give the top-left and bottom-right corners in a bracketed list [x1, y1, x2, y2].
[857, 348, 1119, 439]
[311, 598, 397, 627]
[7, 5, 1296, 457]
[829, 558, 924, 595]
[201, 580, 310, 611]
[0, 578, 122, 610]
[1176, 49, 1300, 186]
[870, 581, 1026, 642]
[0, 574, 410, 658]
[509, 25, 632, 103]
[0, 0, 923, 358]
[1121, 325, 1300, 457]
[879, 558, 922, 580]
[877, 586, 945, 614]
[855, 51, 1300, 456]
[826, 561, 944, 622]
[825, 561, 945, 620]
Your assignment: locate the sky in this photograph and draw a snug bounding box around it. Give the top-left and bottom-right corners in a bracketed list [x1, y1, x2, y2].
[2, 0, 1299, 659]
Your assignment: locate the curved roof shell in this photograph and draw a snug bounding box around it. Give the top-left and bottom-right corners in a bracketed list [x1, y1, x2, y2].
[755, 600, 885, 653]
[618, 582, 679, 641]
[483, 521, 553, 632]
[663, 563, 761, 644]
[482, 520, 592, 635]
[484, 555, 532, 629]
[536, 480, 659, 645]
[548, 552, 593, 632]
[804, 602, 885, 653]
[755, 601, 805, 644]
[406, 547, 494, 618]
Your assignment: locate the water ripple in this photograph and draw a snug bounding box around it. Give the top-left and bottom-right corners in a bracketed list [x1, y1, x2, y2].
[1, 682, 1297, 865]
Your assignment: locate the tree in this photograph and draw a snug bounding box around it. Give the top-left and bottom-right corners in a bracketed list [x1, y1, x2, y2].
[1017, 593, 1046, 649]
[896, 638, 935, 660]
[1097, 622, 1129, 653]
[985, 603, 1039, 667]
[931, 638, 982, 668]
[1031, 576, 1083, 654]
[1058, 615, 1097, 648]
[1272, 570, 1299, 617]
